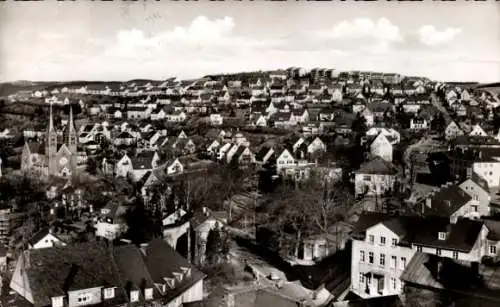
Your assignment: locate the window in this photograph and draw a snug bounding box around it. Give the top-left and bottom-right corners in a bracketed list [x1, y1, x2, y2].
[391, 255, 397, 269]
[417, 246, 422, 252]
[438, 232, 447, 240]
[380, 236, 386, 245]
[391, 238, 398, 247]
[359, 273, 365, 285]
[104, 288, 115, 299]
[380, 254, 386, 266]
[490, 245, 497, 255]
[145, 288, 153, 300]
[400, 257, 407, 270]
[77, 293, 92, 303]
[360, 250, 365, 262]
[391, 277, 397, 290]
[368, 235, 374, 244]
[51, 296, 63, 307]
[453, 251, 459, 259]
[363, 175, 371, 181]
[368, 252, 374, 264]
[472, 205, 478, 212]
[130, 290, 139, 302]
[436, 248, 442, 256]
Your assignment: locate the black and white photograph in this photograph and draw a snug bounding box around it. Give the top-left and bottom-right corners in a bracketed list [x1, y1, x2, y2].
[0, 1, 499, 306]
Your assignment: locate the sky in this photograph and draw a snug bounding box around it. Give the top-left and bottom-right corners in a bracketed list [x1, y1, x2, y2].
[1, 1, 499, 83]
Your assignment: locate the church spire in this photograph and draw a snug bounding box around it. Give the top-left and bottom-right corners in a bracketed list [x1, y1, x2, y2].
[69, 105, 75, 132]
[48, 101, 54, 132]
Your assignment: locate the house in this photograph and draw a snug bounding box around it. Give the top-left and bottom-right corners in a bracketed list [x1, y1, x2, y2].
[10, 239, 205, 307]
[229, 146, 255, 167]
[354, 157, 397, 197]
[365, 127, 400, 145]
[307, 137, 326, 155]
[254, 114, 268, 127]
[210, 114, 223, 126]
[423, 183, 476, 223]
[469, 124, 488, 137]
[255, 146, 275, 165]
[444, 121, 464, 141]
[166, 111, 187, 123]
[276, 149, 295, 173]
[409, 117, 429, 131]
[113, 131, 135, 146]
[127, 106, 151, 120]
[95, 201, 128, 240]
[369, 133, 393, 162]
[171, 138, 196, 155]
[360, 108, 374, 127]
[351, 213, 489, 299]
[459, 172, 491, 217]
[116, 151, 160, 182]
[206, 139, 221, 157]
[28, 228, 66, 249]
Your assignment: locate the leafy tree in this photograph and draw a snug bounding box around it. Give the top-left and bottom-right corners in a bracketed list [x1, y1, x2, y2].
[205, 225, 231, 265]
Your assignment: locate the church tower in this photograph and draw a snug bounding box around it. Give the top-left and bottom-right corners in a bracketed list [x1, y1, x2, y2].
[46, 102, 58, 176]
[63, 105, 78, 182]
[63, 105, 77, 153]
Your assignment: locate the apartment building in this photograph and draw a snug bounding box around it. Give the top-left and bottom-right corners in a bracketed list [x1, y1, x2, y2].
[351, 213, 491, 299]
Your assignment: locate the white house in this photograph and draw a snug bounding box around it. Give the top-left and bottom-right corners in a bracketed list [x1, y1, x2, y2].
[210, 114, 224, 126]
[307, 137, 327, 155]
[409, 118, 429, 131]
[354, 157, 397, 197]
[469, 124, 488, 137]
[276, 149, 296, 173]
[445, 121, 464, 141]
[459, 173, 491, 217]
[369, 133, 393, 162]
[28, 229, 66, 249]
[366, 127, 400, 145]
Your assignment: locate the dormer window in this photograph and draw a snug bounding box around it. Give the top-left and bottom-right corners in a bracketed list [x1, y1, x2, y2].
[144, 288, 153, 300]
[180, 266, 191, 277]
[438, 232, 447, 240]
[164, 277, 175, 289]
[51, 296, 64, 307]
[104, 288, 115, 299]
[130, 290, 139, 302]
[173, 272, 183, 282]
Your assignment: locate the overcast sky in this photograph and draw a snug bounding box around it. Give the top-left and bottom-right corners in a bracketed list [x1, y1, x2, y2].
[1, 1, 499, 82]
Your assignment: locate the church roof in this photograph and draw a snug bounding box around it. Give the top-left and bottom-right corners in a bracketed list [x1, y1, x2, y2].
[27, 142, 45, 155]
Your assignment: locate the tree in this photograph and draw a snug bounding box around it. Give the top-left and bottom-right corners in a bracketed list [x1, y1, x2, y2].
[262, 173, 354, 257]
[205, 225, 231, 265]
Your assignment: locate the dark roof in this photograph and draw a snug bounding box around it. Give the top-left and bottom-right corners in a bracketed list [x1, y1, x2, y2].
[255, 146, 273, 162]
[401, 252, 500, 302]
[22, 242, 126, 307]
[28, 228, 63, 246]
[355, 157, 397, 175]
[352, 213, 484, 252]
[116, 131, 135, 139]
[426, 184, 472, 217]
[470, 172, 490, 192]
[366, 102, 393, 113]
[143, 239, 206, 302]
[484, 219, 500, 241]
[130, 151, 157, 170]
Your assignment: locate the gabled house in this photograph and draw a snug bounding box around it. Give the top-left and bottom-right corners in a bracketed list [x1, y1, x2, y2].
[276, 148, 296, 173]
[469, 124, 488, 137]
[409, 117, 429, 131]
[28, 228, 66, 250]
[10, 240, 206, 307]
[116, 151, 161, 182]
[95, 201, 128, 240]
[444, 121, 464, 141]
[354, 157, 397, 197]
[459, 172, 491, 217]
[206, 139, 221, 157]
[423, 183, 475, 223]
[307, 136, 327, 155]
[369, 133, 393, 162]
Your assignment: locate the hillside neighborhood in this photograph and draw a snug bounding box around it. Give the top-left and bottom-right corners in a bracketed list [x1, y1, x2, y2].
[1, 67, 500, 307]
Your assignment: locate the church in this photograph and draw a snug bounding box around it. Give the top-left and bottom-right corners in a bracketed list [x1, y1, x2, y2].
[21, 104, 86, 179]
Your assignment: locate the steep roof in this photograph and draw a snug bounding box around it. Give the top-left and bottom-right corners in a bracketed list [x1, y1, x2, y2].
[425, 184, 472, 217]
[355, 157, 397, 175]
[130, 151, 156, 170]
[21, 242, 126, 307]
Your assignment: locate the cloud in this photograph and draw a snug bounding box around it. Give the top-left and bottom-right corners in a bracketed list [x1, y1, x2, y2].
[417, 25, 462, 46]
[313, 17, 402, 55]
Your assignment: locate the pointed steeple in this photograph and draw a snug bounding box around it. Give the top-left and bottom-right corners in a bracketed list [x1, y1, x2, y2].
[48, 101, 54, 132]
[69, 105, 75, 132]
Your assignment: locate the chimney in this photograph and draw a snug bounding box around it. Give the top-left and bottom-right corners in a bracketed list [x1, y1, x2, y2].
[466, 167, 473, 179]
[445, 200, 451, 207]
